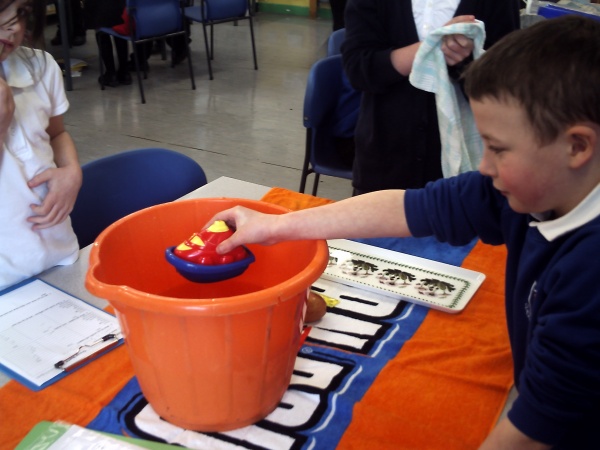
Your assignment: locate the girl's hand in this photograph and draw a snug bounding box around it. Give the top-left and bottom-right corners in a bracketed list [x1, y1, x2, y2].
[28, 115, 82, 230]
[0, 78, 15, 144]
[27, 163, 82, 230]
[441, 15, 476, 66]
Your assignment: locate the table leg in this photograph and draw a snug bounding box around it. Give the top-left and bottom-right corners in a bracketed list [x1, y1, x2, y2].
[56, 0, 72, 91]
[309, 0, 317, 19]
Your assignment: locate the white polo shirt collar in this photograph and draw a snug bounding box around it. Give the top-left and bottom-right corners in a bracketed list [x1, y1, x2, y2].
[529, 184, 600, 241]
[2, 49, 35, 89]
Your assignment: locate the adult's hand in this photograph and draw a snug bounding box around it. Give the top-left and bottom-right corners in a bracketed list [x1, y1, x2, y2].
[441, 15, 476, 66]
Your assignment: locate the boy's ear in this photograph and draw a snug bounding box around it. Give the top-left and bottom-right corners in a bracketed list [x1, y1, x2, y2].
[566, 124, 598, 169]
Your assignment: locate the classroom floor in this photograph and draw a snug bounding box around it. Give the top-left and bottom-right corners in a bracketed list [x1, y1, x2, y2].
[44, 12, 354, 201]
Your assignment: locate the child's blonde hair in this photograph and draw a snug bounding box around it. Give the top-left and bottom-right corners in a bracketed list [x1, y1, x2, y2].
[465, 15, 600, 146]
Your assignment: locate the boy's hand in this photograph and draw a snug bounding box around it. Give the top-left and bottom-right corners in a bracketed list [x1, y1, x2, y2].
[27, 163, 82, 230]
[208, 206, 283, 254]
[442, 15, 476, 66]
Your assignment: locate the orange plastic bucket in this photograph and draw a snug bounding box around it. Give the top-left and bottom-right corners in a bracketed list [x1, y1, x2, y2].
[85, 198, 329, 431]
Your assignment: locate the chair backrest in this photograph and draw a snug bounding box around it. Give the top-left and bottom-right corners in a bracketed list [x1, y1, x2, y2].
[201, 0, 249, 21]
[129, 0, 184, 39]
[327, 28, 345, 56]
[71, 148, 207, 248]
[304, 55, 360, 133]
[303, 55, 359, 177]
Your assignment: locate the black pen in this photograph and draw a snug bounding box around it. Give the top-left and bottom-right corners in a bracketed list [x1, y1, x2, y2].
[54, 333, 119, 369]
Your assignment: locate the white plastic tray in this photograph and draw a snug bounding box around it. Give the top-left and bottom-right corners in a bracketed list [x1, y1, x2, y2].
[321, 239, 486, 313]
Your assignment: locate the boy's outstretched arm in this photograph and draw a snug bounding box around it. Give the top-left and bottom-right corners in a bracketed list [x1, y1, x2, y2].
[479, 418, 551, 450]
[212, 190, 411, 254]
[27, 115, 82, 230]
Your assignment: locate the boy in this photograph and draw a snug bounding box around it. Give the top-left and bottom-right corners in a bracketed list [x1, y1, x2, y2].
[210, 16, 600, 449]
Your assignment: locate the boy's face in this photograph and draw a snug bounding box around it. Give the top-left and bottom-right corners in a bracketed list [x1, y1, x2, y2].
[472, 97, 573, 218]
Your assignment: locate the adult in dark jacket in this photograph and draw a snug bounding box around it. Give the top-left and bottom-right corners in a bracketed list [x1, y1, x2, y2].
[342, 0, 520, 193]
[330, 0, 347, 31]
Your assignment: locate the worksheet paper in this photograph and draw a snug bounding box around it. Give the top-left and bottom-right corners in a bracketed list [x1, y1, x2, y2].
[0, 279, 121, 389]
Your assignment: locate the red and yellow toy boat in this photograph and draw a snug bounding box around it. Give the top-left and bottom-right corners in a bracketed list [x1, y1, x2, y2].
[173, 220, 248, 265]
[166, 220, 255, 282]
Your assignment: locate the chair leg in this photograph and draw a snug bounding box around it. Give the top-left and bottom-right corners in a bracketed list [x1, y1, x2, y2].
[96, 32, 105, 91]
[185, 34, 196, 90]
[159, 39, 167, 60]
[131, 43, 146, 104]
[202, 23, 213, 80]
[299, 175, 307, 193]
[210, 24, 215, 60]
[137, 43, 149, 79]
[248, 16, 258, 70]
[311, 174, 320, 196]
[299, 129, 312, 193]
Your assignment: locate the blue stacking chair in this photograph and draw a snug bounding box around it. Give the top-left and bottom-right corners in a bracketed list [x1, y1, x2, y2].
[97, 0, 196, 104]
[71, 148, 207, 248]
[184, 0, 257, 80]
[300, 54, 361, 196]
[327, 28, 345, 56]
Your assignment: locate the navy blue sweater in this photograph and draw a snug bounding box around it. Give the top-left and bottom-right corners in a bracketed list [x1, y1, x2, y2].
[405, 172, 600, 448]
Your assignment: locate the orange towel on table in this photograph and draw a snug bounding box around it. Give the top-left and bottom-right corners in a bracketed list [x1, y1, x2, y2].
[0, 344, 135, 449]
[261, 186, 335, 210]
[337, 241, 513, 449]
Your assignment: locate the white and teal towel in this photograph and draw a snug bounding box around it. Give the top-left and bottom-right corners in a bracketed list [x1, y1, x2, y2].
[409, 20, 486, 178]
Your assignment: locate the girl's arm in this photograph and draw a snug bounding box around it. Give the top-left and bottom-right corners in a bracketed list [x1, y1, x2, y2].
[0, 78, 15, 146]
[212, 190, 411, 254]
[27, 115, 82, 230]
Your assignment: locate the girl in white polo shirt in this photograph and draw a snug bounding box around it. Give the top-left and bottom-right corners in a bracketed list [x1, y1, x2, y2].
[0, 0, 81, 290]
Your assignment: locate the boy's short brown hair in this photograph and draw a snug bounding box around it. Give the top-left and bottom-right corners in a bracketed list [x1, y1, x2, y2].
[464, 15, 600, 145]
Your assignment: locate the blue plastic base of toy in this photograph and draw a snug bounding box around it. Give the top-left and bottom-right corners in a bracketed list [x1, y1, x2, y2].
[165, 246, 255, 283]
